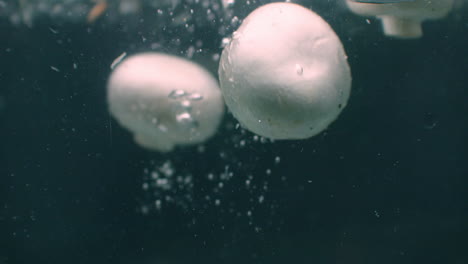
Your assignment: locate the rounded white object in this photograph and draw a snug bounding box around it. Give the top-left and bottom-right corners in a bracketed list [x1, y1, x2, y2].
[218, 3, 351, 140]
[345, 0, 454, 38]
[107, 52, 224, 152]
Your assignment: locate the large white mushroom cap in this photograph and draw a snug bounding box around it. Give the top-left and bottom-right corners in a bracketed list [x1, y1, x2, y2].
[218, 2, 351, 140]
[346, 0, 454, 38]
[107, 52, 224, 152]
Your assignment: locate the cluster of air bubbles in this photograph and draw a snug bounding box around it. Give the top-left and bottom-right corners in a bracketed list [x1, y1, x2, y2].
[1, 0, 89, 26]
[230, 15, 241, 27]
[201, 159, 284, 230]
[140, 160, 193, 214]
[139, 149, 286, 230]
[168, 89, 204, 130]
[227, 122, 276, 149]
[204, 165, 234, 207]
[2, 0, 227, 27]
[183, 39, 204, 59]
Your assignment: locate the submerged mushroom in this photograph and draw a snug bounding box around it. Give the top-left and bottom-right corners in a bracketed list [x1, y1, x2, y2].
[107, 52, 224, 152]
[346, 0, 454, 38]
[218, 2, 351, 140]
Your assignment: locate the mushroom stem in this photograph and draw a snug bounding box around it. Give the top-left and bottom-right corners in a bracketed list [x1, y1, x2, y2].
[379, 16, 422, 38]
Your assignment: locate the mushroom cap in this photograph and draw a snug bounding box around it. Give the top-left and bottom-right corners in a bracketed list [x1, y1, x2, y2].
[346, 0, 454, 20]
[107, 52, 224, 152]
[218, 3, 351, 140]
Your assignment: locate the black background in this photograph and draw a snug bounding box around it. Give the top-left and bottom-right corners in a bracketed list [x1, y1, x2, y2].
[1, 1, 467, 264]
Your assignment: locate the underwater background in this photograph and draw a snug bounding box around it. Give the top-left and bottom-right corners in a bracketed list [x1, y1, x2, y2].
[1, 0, 467, 263]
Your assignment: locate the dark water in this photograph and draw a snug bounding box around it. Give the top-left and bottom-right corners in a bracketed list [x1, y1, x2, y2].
[1, 1, 467, 264]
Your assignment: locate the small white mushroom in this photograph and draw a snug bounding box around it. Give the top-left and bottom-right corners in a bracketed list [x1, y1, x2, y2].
[218, 2, 351, 140]
[107, 52, 224, 152]
[346, 0, 454, 38]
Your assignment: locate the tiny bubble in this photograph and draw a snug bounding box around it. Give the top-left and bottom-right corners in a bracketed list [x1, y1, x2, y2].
[155, 200, 162, 210]
[274, 156, 281, 164]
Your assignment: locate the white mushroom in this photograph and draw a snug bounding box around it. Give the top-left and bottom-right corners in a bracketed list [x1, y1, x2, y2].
[107, 52, 224, 152]
[218, 2, 351, 140]
[345, 0, 454, 38]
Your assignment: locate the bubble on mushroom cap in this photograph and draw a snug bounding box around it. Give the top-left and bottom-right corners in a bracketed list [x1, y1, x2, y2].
[218, 2, 351, 140]
[107, 52, 224, 152]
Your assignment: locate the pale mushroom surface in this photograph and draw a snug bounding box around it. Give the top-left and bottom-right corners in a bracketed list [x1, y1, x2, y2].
[218, 2, 351, 140]
[107, 53, 224, 152]
[346, 0, 454, 38]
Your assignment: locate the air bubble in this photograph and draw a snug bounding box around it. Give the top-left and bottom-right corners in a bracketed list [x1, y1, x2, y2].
[176, 112, 197, 128]
[188, 93, 203, 101]
[158, 124, 168, 132]
[168, 89, 186, 99]
[156, 178, 171, 190]
[222, 0, 235, 9]
[231, 16, 240, 26]
[232, 31, 241, 39]
[239, 140, 246, 147]
[295, 64, 303, 75]
[221, 37, 231, 47]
